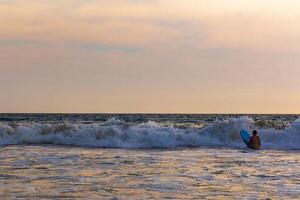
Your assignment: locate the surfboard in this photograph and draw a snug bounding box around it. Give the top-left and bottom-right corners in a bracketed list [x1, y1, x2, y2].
[240, 129, 250, 146]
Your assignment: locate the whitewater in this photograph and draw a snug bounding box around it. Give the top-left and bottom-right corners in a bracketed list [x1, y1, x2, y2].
[0, 115, 299, 150]
[0, 114, 299, 199]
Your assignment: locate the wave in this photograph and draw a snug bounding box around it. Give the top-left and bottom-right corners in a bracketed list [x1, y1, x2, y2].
[0, 117, 299, 150]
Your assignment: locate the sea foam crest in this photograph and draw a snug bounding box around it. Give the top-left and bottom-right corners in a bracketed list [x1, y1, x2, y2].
[0, 117, 299, 149]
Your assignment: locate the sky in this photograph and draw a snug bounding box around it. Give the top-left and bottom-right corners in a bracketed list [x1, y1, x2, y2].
[1, 0, 300, 113]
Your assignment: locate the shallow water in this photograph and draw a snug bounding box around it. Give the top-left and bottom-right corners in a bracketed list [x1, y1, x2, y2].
[0, 145, 299, 199]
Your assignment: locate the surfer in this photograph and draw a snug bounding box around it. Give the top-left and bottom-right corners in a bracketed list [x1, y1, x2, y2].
[249, 130, 261, 150]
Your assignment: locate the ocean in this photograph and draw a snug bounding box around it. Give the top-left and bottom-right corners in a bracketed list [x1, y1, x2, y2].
[0, 114, 299, 199]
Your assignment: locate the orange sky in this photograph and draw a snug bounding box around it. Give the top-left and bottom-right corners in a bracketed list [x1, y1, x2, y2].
[1, 0, 300, 113]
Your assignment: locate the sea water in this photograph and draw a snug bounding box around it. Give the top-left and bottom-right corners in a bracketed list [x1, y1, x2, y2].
[0, 114, 299, 199]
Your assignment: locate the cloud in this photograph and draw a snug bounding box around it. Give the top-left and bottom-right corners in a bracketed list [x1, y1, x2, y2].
[1, 0, 300, 53]
[67, 42, 142, 52]
[0, 39, 45, 46]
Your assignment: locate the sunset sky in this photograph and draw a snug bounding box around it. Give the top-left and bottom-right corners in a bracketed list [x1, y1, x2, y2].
[1, 0, 300, 113]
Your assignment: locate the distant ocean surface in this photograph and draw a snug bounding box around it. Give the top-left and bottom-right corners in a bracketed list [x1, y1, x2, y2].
[0, 114, 299, 199]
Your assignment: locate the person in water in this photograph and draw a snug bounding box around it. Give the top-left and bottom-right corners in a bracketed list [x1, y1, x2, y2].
[249, 130, 261, 150]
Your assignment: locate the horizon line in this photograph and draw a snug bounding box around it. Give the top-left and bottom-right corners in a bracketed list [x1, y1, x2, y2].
[0, 112, 299, 115]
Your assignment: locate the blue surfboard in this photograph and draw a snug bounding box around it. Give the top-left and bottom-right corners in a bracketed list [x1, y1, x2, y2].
[240, 129, 250, 146]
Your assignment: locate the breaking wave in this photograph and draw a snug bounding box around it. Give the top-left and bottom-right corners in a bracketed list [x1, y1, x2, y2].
[0, 117, 299, 150]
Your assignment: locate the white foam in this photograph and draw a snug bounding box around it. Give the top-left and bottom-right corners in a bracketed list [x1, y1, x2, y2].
[0, 117, 299, 149]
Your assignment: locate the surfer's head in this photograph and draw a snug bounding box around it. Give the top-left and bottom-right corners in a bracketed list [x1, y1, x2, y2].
[252, 130, 258, 135]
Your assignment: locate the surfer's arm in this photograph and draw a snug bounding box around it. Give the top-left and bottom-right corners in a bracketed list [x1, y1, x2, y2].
[249, 137, 253, 145]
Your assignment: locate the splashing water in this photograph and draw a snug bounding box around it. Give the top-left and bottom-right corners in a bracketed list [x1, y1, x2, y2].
[0, 116, 299, 150]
